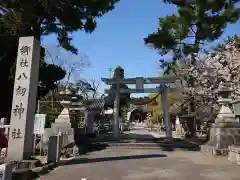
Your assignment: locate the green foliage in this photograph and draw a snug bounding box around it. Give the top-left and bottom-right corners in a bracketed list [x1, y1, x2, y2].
[0, 0, 120, 54]
[145, 0, 240, 71]
[148, 91, 183, 122]
[0, 0, 119, 118]
[0, 33, 66, 118]
[0, 0, 118, 118]
[39, 86, 65, 128]
[38, 62, 66, 97]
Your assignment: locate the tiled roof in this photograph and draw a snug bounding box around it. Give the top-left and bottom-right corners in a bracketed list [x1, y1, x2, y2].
[85, 99, 105, 110]
[70, 98, 105, 110]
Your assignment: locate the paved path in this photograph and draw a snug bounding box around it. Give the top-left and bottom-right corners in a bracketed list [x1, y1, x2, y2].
[37, 125, 239, 179]
[126, 123, 177, 139]
[124, 127, 163, 138]
[37, 148, 239, 180]
[126, 122, 167, 138]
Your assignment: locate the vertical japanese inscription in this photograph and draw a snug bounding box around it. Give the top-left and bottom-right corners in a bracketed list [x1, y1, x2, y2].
[12, 44, 30, 119]
[12, 103, 25, 119]
[12, 128, 22, 139]
[17, 73, 27, 80]
[16, 86, 26, 96]
[19, 58, 29, 67]
[20, 45, 31, 56]
[7, 37, 40, 161]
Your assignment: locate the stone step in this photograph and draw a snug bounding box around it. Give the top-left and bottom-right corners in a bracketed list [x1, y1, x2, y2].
[106, 143, 164, 149]
[92, 141, 199, 150]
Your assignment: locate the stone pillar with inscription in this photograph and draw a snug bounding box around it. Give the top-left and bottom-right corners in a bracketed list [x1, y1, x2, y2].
[51, 87, 74, 143]
[7, 37, 40, 161]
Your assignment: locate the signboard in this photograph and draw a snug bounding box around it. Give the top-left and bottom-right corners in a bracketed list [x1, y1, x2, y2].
[0, 118, 5, 128]
[0, 164, 12, 180]
[127, 112, 131, 121]
[34, 114, 46, 135]
[0, 164, 5, 180]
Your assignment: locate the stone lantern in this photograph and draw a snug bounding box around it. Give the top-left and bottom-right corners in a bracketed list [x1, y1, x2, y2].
[56, 87, 74, 123]
[179, 94, 196, 137]
[231, 98, 240, 123]
[51, 86, 74, 135]
[201, 83, 240, 155]
[214, 85, 237, 124]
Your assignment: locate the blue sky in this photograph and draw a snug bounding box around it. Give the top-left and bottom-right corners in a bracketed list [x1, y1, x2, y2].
[42, 0, 240, 96]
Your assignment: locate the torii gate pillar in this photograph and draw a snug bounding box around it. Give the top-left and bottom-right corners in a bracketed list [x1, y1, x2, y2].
[113, 80, 120, 139]
[161, 85, 172, 138]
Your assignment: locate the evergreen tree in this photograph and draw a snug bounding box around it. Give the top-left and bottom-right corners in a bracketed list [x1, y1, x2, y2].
[1, 0, 119, 54]
[145, 0, 240, 72]
[0, 0, 119, 118]
[104, 66, 130, 116]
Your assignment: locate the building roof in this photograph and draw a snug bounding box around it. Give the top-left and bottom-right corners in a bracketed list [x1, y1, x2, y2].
[85, 99, 105, 111]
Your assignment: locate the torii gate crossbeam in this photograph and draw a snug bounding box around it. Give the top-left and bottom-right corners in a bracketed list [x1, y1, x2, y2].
[102, 76, 182, 139]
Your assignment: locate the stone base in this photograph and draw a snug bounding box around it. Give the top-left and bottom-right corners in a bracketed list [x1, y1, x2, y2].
[51, 123, 72, 134]
[201, 145, 229, 156]
[51, 123, 74, 143]
[201, 122, 240, 156]
[4, 159, 42, 170]
[207, 122, 240, 149]
[47, 135, 61, 163]
[228, 145, 240, 165]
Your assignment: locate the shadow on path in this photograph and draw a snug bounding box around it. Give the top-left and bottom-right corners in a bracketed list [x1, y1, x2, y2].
[64, 154, 167, 165]
[88, 136, 200, 152]
[82, 128, 201, 154]
[123, 132, 155, 140]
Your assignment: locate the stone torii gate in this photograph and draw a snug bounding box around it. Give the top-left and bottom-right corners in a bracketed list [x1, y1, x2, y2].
[102, 75, 181, 139]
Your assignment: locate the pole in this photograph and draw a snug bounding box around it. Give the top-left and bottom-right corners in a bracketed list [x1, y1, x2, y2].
[150, 118, 152, 131]
[40, 134, 43, 155]
[33, 134, 36, 155]
[193, 97, 196, 137]
[51, 91, 54, 110]
[109, 68, 112, 78]
[37, 100, 40, 114]
[113, 80, 120, 139]
[161, 84, 172, 138]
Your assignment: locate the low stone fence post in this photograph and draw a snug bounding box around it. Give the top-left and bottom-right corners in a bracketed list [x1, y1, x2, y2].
[47, 134, 62, 164]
